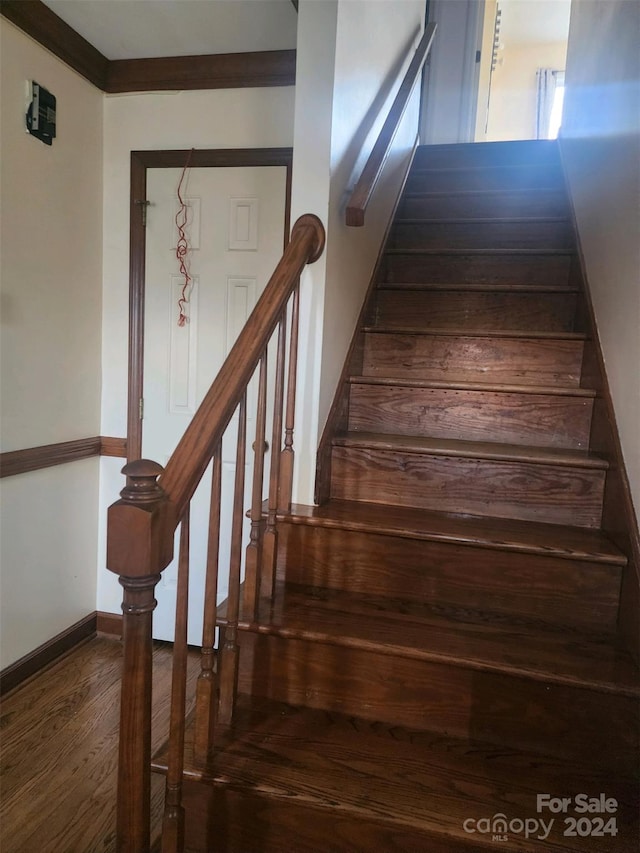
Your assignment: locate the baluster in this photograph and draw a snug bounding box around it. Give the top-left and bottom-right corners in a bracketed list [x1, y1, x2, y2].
[106, 459, 174, 853]
[218, 393, 247, 726]
[278, 283, 300, 512]
[161, 506, 191, 853]
[261, 316, 286, 600]
[244, 353, 268, 621]
[194, 442, 222, 763]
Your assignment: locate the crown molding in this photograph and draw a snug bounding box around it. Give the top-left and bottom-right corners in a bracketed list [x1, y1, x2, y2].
[105, 49, 296, 93]
[1, 0, 109, 88]
[1, 0, 296, 92]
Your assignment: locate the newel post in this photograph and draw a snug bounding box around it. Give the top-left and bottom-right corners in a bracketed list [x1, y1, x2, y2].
[107, 459, 175, 853]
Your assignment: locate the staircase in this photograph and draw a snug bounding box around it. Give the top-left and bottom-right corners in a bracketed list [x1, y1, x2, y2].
[153, 141, 639, 852]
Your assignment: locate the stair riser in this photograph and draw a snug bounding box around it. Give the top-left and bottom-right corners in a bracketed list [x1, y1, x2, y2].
[331, 446, 605, 527]
[277, 524, 621, 633]
[387, 221, 573, 253]
[180, 784, 483, 853]
[348, 385, 592, 449]
[406, 166, 564, 194]
[381, 253, 572, 286]
[235, 631, 637, 774]
[398, 191, 568, 220]
[363, 333, 584, 387]
[375, 290, 577, 332]
[412, 141, 560, 170]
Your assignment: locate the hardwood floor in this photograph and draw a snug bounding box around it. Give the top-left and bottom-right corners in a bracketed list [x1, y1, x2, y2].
[152, 696, 639, 853]
[0, 636, 198, 853]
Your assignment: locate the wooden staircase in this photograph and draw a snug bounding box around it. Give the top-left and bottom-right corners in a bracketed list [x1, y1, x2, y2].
[152, 141, 639, 852]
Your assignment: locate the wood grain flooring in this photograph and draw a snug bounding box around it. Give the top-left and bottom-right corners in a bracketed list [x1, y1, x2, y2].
[330, 443, 606, 527]
[380, 252, 573, 286]
[0, 636, 199, 853]
[373, 288, 578, 331]
[347, 384, 593, 448]
[362, 330, 584, 386]
[152, 696, 639, 853]
[224, 583, 639, 696]
[397, 189, 568, 219]
[279, 499, 627, 563]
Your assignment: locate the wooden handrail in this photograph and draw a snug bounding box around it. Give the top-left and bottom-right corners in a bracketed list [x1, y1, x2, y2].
[345, 22, 437, 227]
[106, 212, 325, 853]
[160, 213, 325, 522]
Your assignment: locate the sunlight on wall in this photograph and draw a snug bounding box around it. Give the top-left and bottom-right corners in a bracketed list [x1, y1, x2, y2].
[548, 80, 565, 139]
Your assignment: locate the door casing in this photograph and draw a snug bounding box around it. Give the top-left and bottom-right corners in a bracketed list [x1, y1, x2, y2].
[127, 148, 293, 461]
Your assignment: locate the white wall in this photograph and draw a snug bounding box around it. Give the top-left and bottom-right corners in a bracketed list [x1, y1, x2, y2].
[290, 0, 425, 504]
[0, 20, 103, 667]
[323, 0, 424, 420]
[97, 86, 295, 615]
[561, 0, 640, 513]
[1, 22, 103, 451]
[486, 40, 569, 140]
[288, 0, 337, 503]
[0, 463, 101, 668]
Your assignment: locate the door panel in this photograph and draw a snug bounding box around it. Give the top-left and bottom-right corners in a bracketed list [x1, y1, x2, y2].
[143, 166, 287, 642]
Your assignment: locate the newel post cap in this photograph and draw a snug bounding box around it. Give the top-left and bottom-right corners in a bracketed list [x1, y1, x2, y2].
[120, 458, 165, 503]
[292, 214, 326, 264]
[106, 458, 175, 579]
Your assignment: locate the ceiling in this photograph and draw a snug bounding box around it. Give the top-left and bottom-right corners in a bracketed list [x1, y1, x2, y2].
[41, 0, 298, 60]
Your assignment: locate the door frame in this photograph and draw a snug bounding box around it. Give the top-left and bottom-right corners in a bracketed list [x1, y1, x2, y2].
[127, 147, 293, 461]
[420, 0, 485, 143]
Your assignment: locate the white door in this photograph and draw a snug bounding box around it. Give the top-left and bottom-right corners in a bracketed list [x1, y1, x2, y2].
[420, 0, 485, 144]
[143, 165, 287, 642]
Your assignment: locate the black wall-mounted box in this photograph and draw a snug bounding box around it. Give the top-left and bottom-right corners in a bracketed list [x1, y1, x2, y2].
[26, 81, 56, 146]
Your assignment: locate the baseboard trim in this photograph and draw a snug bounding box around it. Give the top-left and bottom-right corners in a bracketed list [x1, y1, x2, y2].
[0, 613, 97, 697]
[97, 610, 124, 637]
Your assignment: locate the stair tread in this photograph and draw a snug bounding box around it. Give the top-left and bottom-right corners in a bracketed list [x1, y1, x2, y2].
[384, 248, 574, 256]
[153, 697, 638, 852]
[394, 216, 570, 224]
[281, 500, 627, 565]
[364, 326, 586, 340]
[333, 432, 608, 470]
[348, 376, 597, 398]
[410, 163, 563, 176]
[377, 282, 580, 292]
[403, 187, 565, 198]
[415, 139, 560, 159]
[222, 583, 639, 696]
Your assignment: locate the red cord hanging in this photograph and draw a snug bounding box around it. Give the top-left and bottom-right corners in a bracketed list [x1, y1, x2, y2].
[175, 148, 195, 326]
